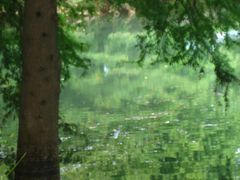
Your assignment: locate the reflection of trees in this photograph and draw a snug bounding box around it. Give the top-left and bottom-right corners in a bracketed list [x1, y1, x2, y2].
[100, 106, 238, 179]
[60, 81, 240, 179]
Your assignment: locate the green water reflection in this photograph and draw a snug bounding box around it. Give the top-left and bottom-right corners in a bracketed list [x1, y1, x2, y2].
[60, 68, 240, 179]
[1, 17, 240, 180]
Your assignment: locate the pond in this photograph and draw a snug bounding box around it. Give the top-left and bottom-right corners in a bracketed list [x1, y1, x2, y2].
[59, 62, 240, 180]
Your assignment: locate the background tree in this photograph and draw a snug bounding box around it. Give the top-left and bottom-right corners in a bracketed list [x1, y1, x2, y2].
[110, 0, 240, 85]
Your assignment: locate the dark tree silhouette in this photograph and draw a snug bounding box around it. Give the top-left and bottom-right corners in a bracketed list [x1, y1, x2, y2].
[15, 0, 60, 179]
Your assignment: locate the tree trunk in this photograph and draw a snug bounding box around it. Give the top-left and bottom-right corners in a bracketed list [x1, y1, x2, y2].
[15, 0, 60, 179]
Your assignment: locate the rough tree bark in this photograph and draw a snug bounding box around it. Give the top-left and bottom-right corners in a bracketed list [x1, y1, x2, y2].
[15, 0, 60, 179]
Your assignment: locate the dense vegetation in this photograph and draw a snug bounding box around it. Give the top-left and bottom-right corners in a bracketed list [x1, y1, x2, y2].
[112, 0, 240, 85]
[2, 16, 240, 179]
[1, 0, 240, 179]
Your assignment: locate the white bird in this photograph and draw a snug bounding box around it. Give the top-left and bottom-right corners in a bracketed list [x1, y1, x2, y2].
[113, 129, 120, 139]
[103, 64, 109, 76]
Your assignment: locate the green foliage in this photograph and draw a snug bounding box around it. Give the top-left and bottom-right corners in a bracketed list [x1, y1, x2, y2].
[0, 1, 23, 122]
[0, 0, 95, 121]
[106, 31, 139, 58]
[212, 51, 239, 85]
[110, 0, 240, 84]
[2, 0, 239, 123]
[0, 120, 16, 178]
[2, 18, 240, 179]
